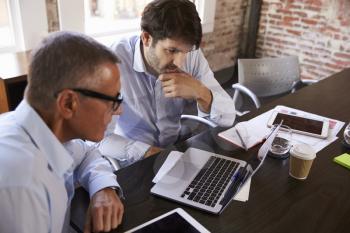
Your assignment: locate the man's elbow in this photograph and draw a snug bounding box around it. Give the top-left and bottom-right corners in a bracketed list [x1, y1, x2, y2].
[212, 111, 236, 127]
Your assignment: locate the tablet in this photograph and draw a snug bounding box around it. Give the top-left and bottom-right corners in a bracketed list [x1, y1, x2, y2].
[124, 208, 210, 233]
[267, 111, 329, 139]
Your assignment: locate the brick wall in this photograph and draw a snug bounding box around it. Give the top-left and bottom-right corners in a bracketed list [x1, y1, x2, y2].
[202, 0, 248, 71]
[256, 0, 350, 80]
[45, 0, 244, 72]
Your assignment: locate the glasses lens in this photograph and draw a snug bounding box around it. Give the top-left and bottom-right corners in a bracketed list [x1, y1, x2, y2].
[112, 94, 123, 111]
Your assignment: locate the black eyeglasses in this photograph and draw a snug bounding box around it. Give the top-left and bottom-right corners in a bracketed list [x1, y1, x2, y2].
[72, 88, 123, 112]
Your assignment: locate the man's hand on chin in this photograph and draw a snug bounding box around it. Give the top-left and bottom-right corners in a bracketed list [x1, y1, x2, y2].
[159, 72, 212, 113]
[84, 188, 124, 233]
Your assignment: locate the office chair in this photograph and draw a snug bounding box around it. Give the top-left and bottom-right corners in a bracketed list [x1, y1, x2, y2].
[179, 115, 217, 141]
[180, 115, 217, 127]
[232, 56, 317, 116]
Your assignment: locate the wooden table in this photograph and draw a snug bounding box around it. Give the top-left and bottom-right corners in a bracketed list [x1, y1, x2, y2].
[71, 68, 350, 233]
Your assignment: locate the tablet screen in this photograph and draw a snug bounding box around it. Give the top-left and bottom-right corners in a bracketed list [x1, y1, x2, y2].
[131, 212, 200, 233]
[272, 113, 323, 135]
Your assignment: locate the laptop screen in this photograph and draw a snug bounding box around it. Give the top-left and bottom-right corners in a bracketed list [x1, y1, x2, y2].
[224, 122, 282, 205]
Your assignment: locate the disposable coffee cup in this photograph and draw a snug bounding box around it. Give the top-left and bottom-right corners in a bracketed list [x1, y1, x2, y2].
[289, 143, 316, 180]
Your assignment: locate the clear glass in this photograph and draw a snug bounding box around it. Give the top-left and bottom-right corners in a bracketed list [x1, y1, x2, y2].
[269, 125, 293, 156]
[343, 122, 350, 146]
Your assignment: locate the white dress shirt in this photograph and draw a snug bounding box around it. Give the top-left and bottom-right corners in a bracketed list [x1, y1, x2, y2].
[0, 100, 120, 233]
[104, 36, 236, 164]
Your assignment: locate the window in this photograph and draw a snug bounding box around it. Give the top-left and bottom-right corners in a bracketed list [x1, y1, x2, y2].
[59, 0, 217, 45]
[84, 0, 152, 37]
[193, 0, 216, 33]
[0, 0, 18, 52]
[0, 0, 48, 53]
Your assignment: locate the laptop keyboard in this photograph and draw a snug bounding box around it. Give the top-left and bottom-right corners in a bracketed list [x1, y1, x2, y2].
[181, 156, 239, 207]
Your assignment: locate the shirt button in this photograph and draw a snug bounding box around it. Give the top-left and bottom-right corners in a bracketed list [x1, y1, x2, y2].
[47, 163, 53, 171]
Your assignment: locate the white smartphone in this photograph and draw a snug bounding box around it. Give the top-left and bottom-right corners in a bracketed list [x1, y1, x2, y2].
[267, 111, 329, 139]
[124, 208, 210, 233]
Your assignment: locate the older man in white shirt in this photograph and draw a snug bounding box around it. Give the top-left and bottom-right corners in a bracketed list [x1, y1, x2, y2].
[0, 31, 124, 233]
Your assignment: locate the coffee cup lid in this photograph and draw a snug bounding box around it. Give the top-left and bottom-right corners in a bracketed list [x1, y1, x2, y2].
[290, 143, 316, 160]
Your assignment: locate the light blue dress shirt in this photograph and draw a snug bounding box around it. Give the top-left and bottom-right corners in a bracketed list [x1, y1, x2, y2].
[104, 36, 236, 164]
[0, 100, 120, 233]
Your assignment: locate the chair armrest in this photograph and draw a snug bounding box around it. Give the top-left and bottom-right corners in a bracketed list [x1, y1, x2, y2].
[291, 79, 318, 93]
[236, 110, 251, 117]
[301, 79, 318, 85]
[102, 155, 121, 172]
[180, 115, 217, 128]
[231, 83, 261, 110]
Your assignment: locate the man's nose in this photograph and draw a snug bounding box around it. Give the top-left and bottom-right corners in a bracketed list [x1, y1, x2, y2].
[173, 54, 185, 68]
[113, 105, 123, 115]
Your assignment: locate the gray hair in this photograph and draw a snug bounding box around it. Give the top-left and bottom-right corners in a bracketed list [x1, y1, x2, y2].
[26, 31, 120, 110]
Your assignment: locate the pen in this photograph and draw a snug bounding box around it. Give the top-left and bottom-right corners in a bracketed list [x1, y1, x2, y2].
[220, 171, 240, 205]
[220, 166, 248, 205]
[235, 127, 248, 151]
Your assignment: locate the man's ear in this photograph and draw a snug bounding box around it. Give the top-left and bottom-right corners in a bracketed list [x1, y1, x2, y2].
[56, 90, 77, 119]
[141, 31, 152, 47]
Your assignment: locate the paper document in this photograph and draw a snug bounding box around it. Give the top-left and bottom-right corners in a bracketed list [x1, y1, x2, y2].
[233, 178, 251, 202]
[153, 151, 251, 202]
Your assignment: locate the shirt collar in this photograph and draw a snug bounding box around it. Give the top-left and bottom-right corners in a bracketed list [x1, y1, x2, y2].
[133, 37, 148, 73]
[14, 100, 73, 178]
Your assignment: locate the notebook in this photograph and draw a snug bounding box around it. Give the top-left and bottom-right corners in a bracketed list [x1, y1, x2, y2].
[151, 123, 281, 214]
[218, 121, 268, 150]
[333, 153, 350, 170]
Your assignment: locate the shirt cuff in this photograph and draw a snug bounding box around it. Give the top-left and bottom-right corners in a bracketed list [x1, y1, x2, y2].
[198, 90, 236, 127]
[88, 174, 120, 199]
[108, 186, 125, 200]
[125, 140, 151, 162]
[98, 134, 151, 165]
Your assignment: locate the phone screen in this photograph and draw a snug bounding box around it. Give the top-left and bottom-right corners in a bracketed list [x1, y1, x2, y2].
[272, 113, 323, 135]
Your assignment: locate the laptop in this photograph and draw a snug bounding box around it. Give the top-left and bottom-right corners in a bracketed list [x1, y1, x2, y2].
[151, 123, 281, 214]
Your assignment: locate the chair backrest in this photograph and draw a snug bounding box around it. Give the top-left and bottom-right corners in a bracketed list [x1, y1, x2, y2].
[238, 56, 300, 97]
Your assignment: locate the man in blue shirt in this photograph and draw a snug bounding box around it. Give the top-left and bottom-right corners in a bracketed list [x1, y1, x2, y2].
[0, 32, 124, 232]
[104, 0, 236, 165]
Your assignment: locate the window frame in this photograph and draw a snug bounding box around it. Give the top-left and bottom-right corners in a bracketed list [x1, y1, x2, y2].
[0, 0, 21, 53]
[0, 0, 48, 53]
